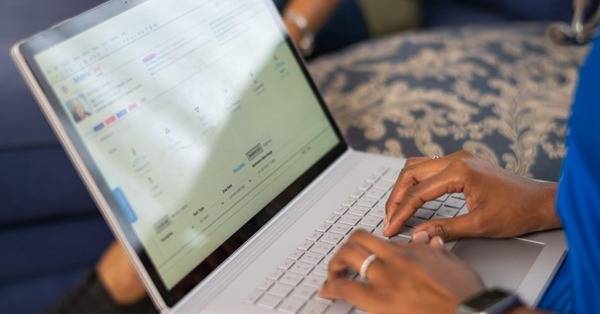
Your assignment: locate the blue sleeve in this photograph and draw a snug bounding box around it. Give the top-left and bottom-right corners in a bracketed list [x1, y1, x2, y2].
[541, 38, 600, 313]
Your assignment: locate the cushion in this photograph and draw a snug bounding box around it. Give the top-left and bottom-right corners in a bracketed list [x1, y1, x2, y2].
[0, 216, 113, 314]
[309, 23, 588, 181]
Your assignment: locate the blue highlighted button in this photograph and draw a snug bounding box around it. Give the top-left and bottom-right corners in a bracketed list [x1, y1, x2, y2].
[113, 187, 138, 223]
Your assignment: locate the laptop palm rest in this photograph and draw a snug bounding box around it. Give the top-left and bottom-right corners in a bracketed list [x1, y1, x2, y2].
[452, 238, 544, 291]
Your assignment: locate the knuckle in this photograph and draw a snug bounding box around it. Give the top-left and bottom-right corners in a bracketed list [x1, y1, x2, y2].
[458, 149, 474, 159]
[434, 224, 450, 240]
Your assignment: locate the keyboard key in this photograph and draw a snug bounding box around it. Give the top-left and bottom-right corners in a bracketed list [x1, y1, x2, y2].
[365, 174, 380, 184]
[310, 242, 334, 256]
[382, 170, 399, 183]
[316, 222, 331, 233]
[269, 282, 294, 297]
[313, 296, 333, 305]
[366, 188, 387, 200]
[257, 293, 282, 309]
[289, 250, 305, 261]
[325, 300, 353, 314]
[330, 223, 352, 235]
[307, 231, 324, 242]
[435, 194, 450, 202]
[451, 193, 466, 200]
[268, 268, 286, 280]
[246, 289, 264, 304]
[422, 200, 443, 210]
[348, 205, 370, 216]
[444, 197, 465, 209]
[292, 284, 316, 300]
[373, 226, 386, 239]
[414, 208, 435, 220]
[333, 206, 349, 215]
[357, 182, 372, 191]
[279, 259, 296, 270]
[298, 240, 315, 251]
[258, 278, 275, 290]
[300, 300, 329, 314]
[290, 262, 313, 276]
[301, 251, 324, 265]
[399, 226, 414, 238]
[375, 167, 389, 176]
[303, 273, 326, 288]
[325, 214, 340, 224]
[369, 206, 385, 218]
[313, 264, 328, 276]
[279, 272, 304, 286]
[356, 197, 378, 208]
[360, 215, 382, 227]
[437, 206, 459, 217]
[320, 232, 344, 245]
[390, 235, 410, 243]
[341, 198, 356, 207]
[339, 214, 361, 226]
[322, 253, 335, 265]
[405, 217, 426, 228]
[349, 190, 364, 199]
[279, 297, 306, 313]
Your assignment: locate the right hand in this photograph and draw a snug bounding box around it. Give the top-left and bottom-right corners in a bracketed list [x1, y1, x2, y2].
[383, 150, 561, 241]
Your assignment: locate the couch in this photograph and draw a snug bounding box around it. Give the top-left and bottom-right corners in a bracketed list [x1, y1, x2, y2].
[0, 0, 584, 313]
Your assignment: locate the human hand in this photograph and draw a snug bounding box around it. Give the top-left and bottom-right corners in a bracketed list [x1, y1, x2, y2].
[96, 242, 147, 305]
[384, 150, 561, 240]
[319, 230, 484, 313]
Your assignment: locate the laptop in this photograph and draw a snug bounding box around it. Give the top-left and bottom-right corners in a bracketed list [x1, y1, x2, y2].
[11, 0, 566, 313]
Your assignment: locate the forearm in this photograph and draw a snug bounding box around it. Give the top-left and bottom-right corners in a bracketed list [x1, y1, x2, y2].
[529, 181, 562, 232]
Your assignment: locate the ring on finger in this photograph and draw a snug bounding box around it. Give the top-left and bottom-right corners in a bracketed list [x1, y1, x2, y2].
[432, 155, 441, 160]
[359, 254, 377, 281]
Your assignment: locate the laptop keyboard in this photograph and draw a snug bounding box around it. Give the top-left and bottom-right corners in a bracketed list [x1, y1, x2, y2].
[246, 167, 468, 314]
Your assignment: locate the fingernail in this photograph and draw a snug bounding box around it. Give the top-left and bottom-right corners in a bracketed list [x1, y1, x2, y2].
[412, 231, 430, 244]
[435, 237, 445, 246]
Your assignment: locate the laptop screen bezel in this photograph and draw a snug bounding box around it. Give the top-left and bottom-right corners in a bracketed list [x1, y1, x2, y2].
[16, 0, 348, 307]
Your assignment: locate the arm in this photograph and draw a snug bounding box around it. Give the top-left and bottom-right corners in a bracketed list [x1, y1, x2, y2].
[319, 230, 549, 314]
[384, 150, 562, 241]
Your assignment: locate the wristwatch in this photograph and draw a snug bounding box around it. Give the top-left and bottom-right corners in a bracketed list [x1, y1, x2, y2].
[457, 288, 523, 314]
[284, 10, 315, 56]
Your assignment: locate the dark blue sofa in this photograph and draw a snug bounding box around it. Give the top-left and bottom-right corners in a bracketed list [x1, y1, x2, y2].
[0, 1, 575, 313]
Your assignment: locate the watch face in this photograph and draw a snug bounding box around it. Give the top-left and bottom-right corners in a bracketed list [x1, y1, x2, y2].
[465, 289, 512, 310]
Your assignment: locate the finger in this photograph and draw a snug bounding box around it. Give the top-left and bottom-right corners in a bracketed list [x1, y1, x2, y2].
[327, 242, 372, 278]
[429, 236, 445, 250]
[411, 231, 430, 244]
[319, 277, 380, 310]
[385, 157, 453, 226]
[346, 230, 398, 261]
[412, 213, 478, 241]
[385, 170, 465, 237]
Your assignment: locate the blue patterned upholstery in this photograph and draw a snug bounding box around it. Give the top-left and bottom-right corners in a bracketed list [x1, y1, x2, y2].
[309, 24, 587, 181]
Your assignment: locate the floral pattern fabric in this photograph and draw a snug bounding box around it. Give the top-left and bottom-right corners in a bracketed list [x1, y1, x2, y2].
[309, 24, 588, 181]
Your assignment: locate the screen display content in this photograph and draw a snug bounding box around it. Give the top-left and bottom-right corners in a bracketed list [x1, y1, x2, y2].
[33, 0, 340, 289]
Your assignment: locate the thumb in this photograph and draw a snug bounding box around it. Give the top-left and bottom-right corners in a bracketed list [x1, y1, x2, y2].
[412, 213, 477, 242]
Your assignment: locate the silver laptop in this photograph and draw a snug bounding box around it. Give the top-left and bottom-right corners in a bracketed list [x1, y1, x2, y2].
[12, 0, 566, 313]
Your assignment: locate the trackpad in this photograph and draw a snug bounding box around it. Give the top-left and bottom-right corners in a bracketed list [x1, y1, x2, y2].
[452, 238, 543, 291]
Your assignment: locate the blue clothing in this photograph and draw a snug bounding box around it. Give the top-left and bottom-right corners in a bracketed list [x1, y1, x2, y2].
[539, 38, 600, 313]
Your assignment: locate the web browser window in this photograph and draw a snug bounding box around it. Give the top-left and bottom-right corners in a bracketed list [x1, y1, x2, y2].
[34, 0, 339, 288]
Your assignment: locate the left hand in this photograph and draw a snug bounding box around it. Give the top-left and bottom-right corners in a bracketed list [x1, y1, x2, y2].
[319, 230, 484, 314]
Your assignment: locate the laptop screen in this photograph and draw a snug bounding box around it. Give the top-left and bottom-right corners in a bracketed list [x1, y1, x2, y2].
[27, 0, 342, 299]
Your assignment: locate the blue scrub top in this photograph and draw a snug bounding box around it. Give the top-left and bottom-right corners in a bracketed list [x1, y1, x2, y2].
[538, 38, 600, 313]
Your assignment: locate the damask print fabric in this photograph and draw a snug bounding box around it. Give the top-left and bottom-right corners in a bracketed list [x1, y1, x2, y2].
[309, 24, 588, 181]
